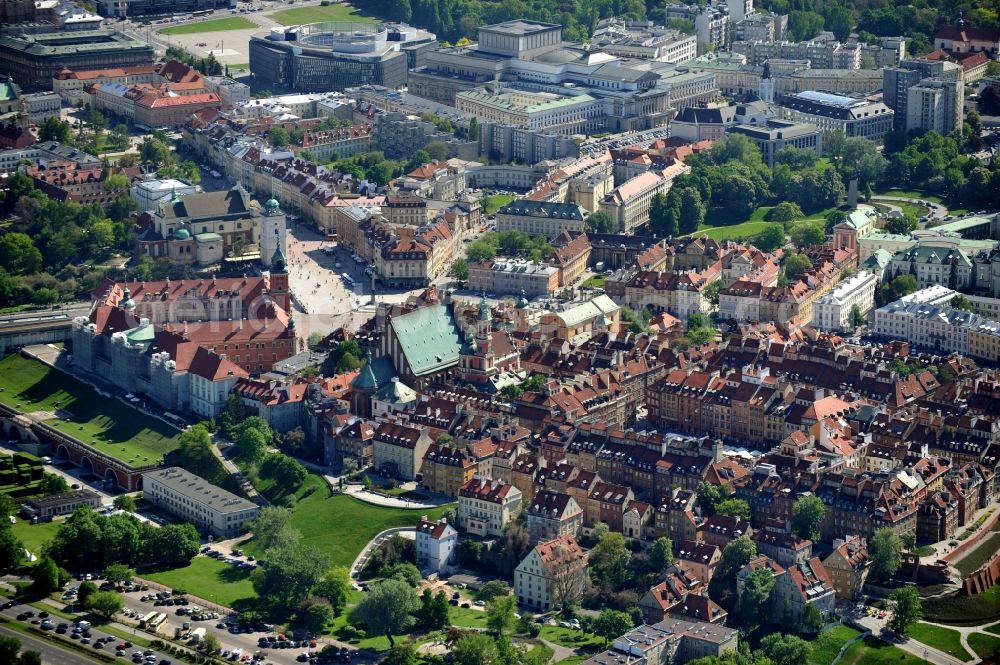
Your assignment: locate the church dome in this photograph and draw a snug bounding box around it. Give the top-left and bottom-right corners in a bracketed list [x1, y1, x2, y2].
[173, 227, 191, 240]
[264, 198, 281, 214]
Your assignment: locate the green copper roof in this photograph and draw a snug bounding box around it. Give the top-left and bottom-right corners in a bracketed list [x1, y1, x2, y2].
[271, 245, 287, 272]
[390, 305, 463, 377]
[124, 323, 155, 344]
[353, 352, 379, 391]
[351, 354, 396, 391]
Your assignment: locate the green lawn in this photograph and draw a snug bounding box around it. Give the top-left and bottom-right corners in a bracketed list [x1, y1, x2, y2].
[906, 622, 973, 661]
[693, 220, 774, 241]
[987, 622, 1000, 636]
[808, 624, 863, 665]
[524, 643, 554, 664]
[895, 202, 930, 219]
[582, 275, 605, 289]
[969, 631, 1000, 659]
[954, 532, 1000, 578]
[483, 194, 516, 215]
[840, 636, 925, 665]
[538, 625, 604, 651]
[244, 475, 453, 569]
[10, 519, 61, 557]
[158, 17, 257, 34]
[691, 204, 839, 242]
[873, 188, 969, 216]
[552, 656, 590, 665]
[267, 4, 376, 26]
[144, 556, 256, 608]
[0, 354, 181, 467]
[876, 189, 945, 202]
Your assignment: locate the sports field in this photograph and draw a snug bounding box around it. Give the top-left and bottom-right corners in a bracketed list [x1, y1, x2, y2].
[158, 17, 257, 35]
[267, 4, 376, 26]
[0, 354, 180, 467]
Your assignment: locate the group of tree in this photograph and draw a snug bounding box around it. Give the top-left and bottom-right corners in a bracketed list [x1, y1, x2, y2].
[875, 273, 917, 307]
[675, 312, 717, 349]
[0, 174, 137, 307]
[44, 505, 200, 572]
[176, 423, 231, 488]
[687, 633, 813, 665]
[165, 45, 222, 76]
[498, 372, 548, 399]
[586, 210, 617, 234]
[466, 230, 553, 264]
[647, 135, 846, 239]
[247, 506, 350, 632]
[327, 150, 413, 187]
[695, 481, 750, 521]
[321, 339, 366, 376]
[883, 126, 1000, 211]
[0, 635, 42, 665]
[0, 497, 24, 574]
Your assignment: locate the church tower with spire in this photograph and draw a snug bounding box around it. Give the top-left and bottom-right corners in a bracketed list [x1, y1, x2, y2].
[459, 296, 498, 387]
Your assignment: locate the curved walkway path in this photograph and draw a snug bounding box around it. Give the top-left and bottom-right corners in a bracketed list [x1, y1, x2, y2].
[349, 527, 415, 580]
[855, 616, 975, 665]
[342, 485, 454, 509]
[829, 626, 871, 665]
[871, 195, 949, 225]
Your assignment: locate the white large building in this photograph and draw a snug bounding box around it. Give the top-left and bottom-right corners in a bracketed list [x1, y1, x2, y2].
[143, 467, 259, 539]
[778, 91, 894, 142]
[812, 270, 878, 331]
[600, 162, 690, 233]
[415, 515, 458, 575]
[591, 18, 698, 63]
[131, 179, 197, 213]
[870, 286, 1000, 363]
[456, 89, 603, 133]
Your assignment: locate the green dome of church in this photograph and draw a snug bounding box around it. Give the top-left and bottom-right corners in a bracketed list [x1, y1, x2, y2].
[173, 227, 191, 240]
[264, 198, 281, 213]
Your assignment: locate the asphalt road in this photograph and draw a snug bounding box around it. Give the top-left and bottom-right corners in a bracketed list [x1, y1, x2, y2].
[0, 599, 175, 665]
[0, 625, 99, 665]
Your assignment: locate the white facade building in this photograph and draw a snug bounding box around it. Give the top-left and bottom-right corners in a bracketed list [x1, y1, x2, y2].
[131, 179, 197, 213]
[416, 515, 459, 575]
[812, 271, 878, 331]
[143, 467, 259, 539]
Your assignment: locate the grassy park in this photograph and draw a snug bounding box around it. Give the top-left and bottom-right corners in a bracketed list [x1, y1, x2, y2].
[244, 473, 453, 568]
[10, 519, 61, 557]
[268, 4, 376, 25]
[968, 631, 1000, 659]
[808, 625, 863, 665]
[690, 204, 840, 242]
[839, 636, 924, 665]
[145, 556, 256, 608]
[158, 17, 257, 34]
[483, 194, 516, 215]
[906, 622, 972, 661]
[0, 354, 180, 466]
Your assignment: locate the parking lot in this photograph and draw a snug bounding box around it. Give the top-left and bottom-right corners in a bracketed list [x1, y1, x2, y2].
[2, 597, 175, 665]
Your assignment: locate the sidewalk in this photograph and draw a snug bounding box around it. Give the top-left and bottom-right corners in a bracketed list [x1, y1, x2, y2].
[342, 485, 453, 509]
[855, 616, 974, 665]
